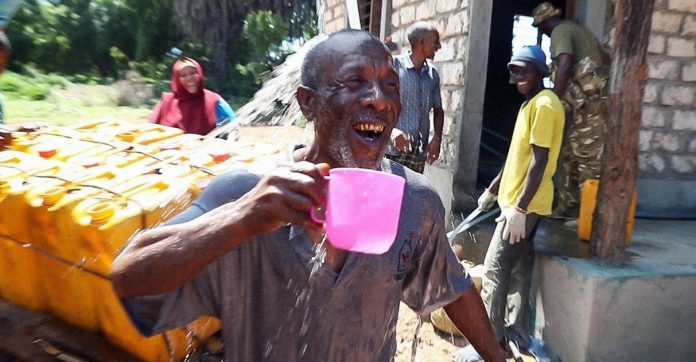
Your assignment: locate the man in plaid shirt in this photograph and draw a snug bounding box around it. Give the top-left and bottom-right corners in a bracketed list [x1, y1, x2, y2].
[387, 22, 444, 174]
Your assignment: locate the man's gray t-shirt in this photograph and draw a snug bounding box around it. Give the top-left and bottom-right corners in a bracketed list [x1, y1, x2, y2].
[122, 161, 472, 361]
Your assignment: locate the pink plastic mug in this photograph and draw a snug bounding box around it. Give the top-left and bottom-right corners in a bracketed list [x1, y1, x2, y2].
[311, 168, 405, 254]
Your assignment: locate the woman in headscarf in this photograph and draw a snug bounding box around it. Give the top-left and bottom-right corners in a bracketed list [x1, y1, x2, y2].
[150, 57, 236, 136]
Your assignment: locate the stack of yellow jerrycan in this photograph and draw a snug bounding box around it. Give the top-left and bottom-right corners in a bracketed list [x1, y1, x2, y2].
[67, 173, 194, 361]
[0, 120, 289, 361]
[24, 165, 128, 331]
[0, 151, 54, 311]
[0, 151, 83, 312]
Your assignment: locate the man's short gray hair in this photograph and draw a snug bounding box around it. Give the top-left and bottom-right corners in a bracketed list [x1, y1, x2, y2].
[407, 21, 437, 46]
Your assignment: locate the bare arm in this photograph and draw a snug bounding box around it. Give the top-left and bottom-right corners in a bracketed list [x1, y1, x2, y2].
[110, 162, 328, 297]
[486, 167, 504, 195]
[517, 145, 549, 211]
[552, 53, 574, 99]
[426, 106, 444, 164]
[444, 288, 506, 362]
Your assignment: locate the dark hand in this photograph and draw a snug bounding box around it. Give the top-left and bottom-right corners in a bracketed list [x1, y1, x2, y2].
[391, 129, 411, 153]
[426, 135, 441, 164]
[235, 162, 329, 235]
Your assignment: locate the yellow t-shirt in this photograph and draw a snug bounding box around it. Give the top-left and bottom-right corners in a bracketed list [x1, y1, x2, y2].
[498, 89, 564, 215]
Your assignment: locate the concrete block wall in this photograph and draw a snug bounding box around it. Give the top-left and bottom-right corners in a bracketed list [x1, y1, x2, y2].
[640, 0, 696, 178]
[391, 0, 470, 174]
[323, 0, 347, 33]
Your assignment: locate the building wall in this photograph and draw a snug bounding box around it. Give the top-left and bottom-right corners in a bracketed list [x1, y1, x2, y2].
[640, 0, 696, 178]
[319, 1, 696, 217]
[631, 0, 696, 217]
[323, 0, 347, 33]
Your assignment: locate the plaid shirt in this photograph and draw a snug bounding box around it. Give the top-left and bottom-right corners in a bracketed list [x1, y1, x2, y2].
[390, 53, 442, 155]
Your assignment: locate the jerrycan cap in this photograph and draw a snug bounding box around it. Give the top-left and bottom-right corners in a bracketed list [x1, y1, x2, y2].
[209, 149, 232, 163]
[85, 201, 115, 225]
[36, 145, 57, 158]
[38, 185, 67, 206]
[116, 131, 136, 142]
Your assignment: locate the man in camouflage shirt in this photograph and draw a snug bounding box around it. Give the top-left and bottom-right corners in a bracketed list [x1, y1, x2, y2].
[533, 2, 610, 221]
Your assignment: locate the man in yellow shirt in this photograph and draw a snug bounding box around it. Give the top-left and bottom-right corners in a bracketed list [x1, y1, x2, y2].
[477, 45, 564, 351]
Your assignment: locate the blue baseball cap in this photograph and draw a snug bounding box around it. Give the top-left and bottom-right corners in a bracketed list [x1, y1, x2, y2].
[508, 45, 549, 76]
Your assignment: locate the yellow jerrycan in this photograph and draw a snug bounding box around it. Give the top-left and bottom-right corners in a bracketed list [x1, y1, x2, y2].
[10, 132, 70, 154]
[69, 119, 181, 147]
[0, 171, 47, 310]
[28, 135, 117, 162]
[10, 130, 93, 161]
[143, 149, 220, 196]
[24, 166, 127, 331]
[64, 144, 144, 169]
[144, 133, 208, 153]
[166, 316, 223, 360]
[7, 126, 64, 152]
[113, 148, 185, 177]
[70, 174, 195, 361]
[66, 118, 134, 137]
[116, 149, 214, 196]
[0, 159, 82, 312]
[114, 123, 182, 146]
[578, 179, 637, 243]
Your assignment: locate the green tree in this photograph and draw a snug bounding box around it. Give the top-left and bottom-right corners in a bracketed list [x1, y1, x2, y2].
[171, 0, 316, 84]
[6, 0, 181, 78]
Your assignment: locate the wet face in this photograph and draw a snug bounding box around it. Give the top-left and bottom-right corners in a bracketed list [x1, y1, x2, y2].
[179, 65, 200, 94]
[305, 35, 401, 169]
[509, 64, 541, 97]
[421, 30, 441, 60]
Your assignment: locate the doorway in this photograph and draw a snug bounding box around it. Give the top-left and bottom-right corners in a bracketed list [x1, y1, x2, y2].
[475, 0, 566, 189]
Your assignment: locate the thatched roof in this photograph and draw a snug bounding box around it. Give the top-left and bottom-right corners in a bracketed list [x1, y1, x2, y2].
[209, 34, 328, 137]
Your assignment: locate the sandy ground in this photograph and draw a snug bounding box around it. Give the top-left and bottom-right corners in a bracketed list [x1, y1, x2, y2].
[395, 305, 465, 361]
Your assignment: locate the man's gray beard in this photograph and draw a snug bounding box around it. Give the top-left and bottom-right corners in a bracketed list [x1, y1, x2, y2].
[317, 100, 385, 169]
[328, 140, 385, 169]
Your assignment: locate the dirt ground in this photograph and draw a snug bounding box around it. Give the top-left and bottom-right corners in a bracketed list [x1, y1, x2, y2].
[394, 305, 465, 361]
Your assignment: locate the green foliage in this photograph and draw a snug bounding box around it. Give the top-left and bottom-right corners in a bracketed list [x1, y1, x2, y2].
[3, 1, 318, 108]
[231, 10, 310, 101]
[0, 71, 67, 100]
[6, 0, 181, 79]
[5, 96, 151, 126]
[243, 11, 289, 60]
